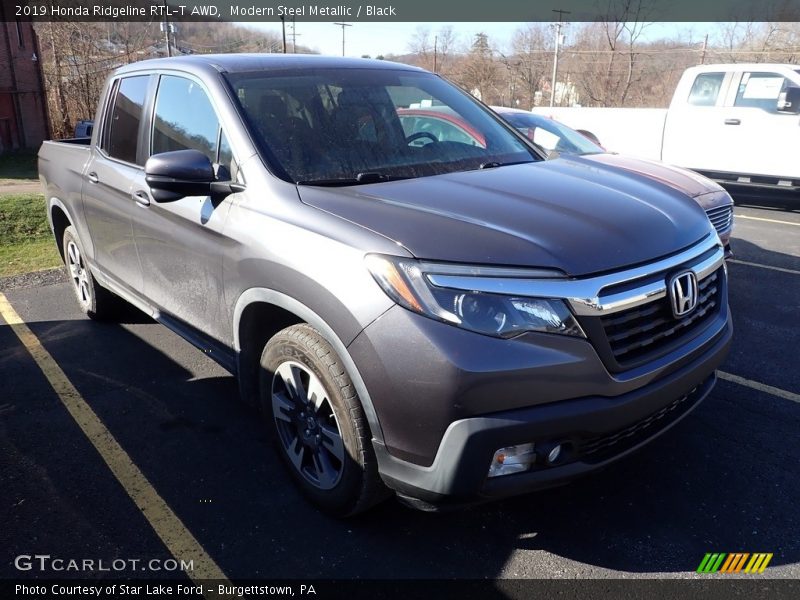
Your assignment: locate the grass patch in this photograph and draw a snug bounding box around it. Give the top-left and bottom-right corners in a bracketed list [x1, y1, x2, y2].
[0, 193, 62, 277]
[0, 239, 61, 278]
[0, 151, 38, 180]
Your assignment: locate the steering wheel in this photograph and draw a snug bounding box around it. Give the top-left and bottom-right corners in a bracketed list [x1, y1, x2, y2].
[406, 131, 439, 145]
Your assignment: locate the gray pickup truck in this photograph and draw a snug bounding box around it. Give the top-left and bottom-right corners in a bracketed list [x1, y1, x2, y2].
[39, 55, 732, 516]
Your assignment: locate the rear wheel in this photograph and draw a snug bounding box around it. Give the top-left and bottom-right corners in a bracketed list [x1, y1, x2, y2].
[63, 226, 119, 320]
[259, 324, 387, 516]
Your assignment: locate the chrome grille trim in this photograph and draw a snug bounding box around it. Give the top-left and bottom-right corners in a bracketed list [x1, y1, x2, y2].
[705, 204, 733, 234]
[601, 269, 721, 363]
[425, 234, 724, 317]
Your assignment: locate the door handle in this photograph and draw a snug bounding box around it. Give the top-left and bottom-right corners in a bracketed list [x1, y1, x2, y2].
[87, 172, 99, 184]
[132, 190, 151, 207]
[724, 118, 741, 125]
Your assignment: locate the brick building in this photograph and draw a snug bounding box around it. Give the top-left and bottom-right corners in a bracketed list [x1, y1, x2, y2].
[0, 11, 50, 153]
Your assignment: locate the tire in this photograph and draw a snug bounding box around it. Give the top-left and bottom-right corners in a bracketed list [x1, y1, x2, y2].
[259, 324, 388, 516]
[62, 225, 119, 320]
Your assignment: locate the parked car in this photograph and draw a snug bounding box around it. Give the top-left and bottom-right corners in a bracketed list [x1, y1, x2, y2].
[74, 120, 94, 138]
[532, 63, 800, 197]
[491, 106, 606, 154]
[39, 55, 731, 516]
[397, 106, 487, 147]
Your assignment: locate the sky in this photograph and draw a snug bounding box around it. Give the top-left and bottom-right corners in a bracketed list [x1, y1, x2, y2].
[242, 22, 724, 58]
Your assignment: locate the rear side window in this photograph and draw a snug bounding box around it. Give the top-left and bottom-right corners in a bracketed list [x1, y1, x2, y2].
[105, 76, 149, 164]
[152, 75, 219, 163]
[687, 73, 724, 106]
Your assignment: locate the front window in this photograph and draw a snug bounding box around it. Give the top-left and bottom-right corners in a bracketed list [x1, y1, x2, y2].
[152, 75, 220, 162]
[225, 68, 538, 184]
[734, 72, 789, 112]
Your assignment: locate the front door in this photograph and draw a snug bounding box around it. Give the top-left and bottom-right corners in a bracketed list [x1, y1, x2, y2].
[132, 74, 238, 343]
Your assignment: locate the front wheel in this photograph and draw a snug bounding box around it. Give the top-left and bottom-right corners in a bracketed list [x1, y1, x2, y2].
[259, 324, 388, 516]
[62, 225, 119, 320]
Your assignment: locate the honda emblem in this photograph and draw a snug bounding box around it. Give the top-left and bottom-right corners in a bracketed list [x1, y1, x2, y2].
[668, 270, 699, 318]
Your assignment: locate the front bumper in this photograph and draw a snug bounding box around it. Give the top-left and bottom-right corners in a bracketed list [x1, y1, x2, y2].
[350, 303, 731, 506]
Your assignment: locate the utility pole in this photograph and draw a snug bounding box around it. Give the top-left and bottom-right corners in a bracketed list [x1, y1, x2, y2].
[433, 35, 438, 73]
[333, 22, 352, 56]
[280, 16, 287, 53]
[163, 0, 172, 56]
[290, 17, 302, 53]
[550, 9, 570, 107]
[700, 33, 708, 64]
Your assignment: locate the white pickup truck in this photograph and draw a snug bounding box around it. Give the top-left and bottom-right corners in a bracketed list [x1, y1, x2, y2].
[534, 64, 800, 195]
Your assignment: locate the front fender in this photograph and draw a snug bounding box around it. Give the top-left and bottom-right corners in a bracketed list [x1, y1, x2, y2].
[232, 287, 388, 444]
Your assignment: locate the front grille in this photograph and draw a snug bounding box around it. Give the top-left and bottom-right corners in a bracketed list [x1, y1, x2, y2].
[577, 381, 705, 462]
[599, 268, 722, 366]
[705, 205, 733, 235]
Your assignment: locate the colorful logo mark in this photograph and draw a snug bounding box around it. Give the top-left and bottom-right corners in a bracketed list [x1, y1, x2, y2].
[697, 552, 773, 574]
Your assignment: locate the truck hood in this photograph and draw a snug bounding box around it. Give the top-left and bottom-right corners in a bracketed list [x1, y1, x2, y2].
[582, 153, 725, 198]
[297, 156, 713, 277]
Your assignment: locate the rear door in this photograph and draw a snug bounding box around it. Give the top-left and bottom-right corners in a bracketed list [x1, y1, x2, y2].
[82, 75, 153, 293]
[132, 72, 239, 342]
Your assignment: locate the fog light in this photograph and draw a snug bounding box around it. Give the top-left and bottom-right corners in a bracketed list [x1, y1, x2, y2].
[547, 444, 562, 464]
[488, 443, 536, 478]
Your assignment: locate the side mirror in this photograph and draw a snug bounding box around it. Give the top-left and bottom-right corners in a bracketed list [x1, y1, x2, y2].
[145, 149, 215, 202]
[777, 86, 800, 114]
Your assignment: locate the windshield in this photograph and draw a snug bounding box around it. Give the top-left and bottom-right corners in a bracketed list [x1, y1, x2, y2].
[225, 68, 539, 184]
[500, 112, 604, 155]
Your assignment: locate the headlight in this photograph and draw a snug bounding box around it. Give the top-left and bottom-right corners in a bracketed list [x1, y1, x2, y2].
[365, 254, 585, 339]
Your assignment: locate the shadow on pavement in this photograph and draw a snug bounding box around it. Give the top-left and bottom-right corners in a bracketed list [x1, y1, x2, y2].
[728, 188, 800, 213]
[1, 236, 798, 579]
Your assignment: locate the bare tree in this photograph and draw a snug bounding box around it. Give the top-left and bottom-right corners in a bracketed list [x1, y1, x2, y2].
[510, 24, 550, 108]
[460, 33, 499, 102]
[407, 26, 457, 74]
[569, 0, 654, 107]
[407, 26, 433, 69]
[35, 20, 287, 138]
[435, 26, 457, 74]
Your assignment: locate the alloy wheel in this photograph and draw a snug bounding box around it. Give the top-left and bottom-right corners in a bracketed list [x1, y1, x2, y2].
[66, 240, 92, 307]
[271, 361, 345, 490]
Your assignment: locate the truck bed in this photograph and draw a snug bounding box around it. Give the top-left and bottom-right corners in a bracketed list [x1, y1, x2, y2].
[38, 139, 92, 213]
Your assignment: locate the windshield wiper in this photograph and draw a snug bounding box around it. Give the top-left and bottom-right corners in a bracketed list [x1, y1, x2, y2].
[296, 172, 393, 187]
[479, 159, 535, 170]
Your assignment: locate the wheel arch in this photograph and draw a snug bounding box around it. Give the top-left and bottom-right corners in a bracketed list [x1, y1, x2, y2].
[233, 288, 385, 444]
[48, 198, 73, 262]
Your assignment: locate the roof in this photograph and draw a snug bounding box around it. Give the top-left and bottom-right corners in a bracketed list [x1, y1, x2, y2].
[114, 53, 424, 77]
[490, 106, 533, 114]
[689, 63, 800, 72]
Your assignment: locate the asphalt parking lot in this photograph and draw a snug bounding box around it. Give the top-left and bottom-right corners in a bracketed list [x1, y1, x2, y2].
[1, 192, 798, 584]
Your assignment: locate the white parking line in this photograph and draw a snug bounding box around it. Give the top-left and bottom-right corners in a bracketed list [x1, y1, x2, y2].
[735, 214, 800, 227]
[728, 259, 800, 276]
[718, 371, 800, 404]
